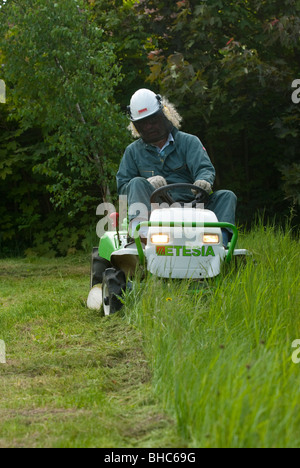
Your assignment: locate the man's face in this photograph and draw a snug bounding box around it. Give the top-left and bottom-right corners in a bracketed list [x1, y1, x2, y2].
[134, 111, 170, 144]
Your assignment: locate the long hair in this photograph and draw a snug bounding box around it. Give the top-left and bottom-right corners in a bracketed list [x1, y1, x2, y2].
[128, 96, 182, 138]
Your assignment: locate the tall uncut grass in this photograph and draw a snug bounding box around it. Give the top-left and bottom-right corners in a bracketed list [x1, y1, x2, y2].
[124, 222, 300, 447]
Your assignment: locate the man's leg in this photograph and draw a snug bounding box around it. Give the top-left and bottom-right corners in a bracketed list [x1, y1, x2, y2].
[206, 190, 237, 246]
[125, 177, 155, 213]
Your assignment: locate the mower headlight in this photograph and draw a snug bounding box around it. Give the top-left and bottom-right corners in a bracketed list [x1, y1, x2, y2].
[151, 234, 169, 244]
[203, 234, 219, 244]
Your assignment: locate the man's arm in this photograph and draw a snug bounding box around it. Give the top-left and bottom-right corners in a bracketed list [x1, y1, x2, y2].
[116, 146, 139, 195]
[185, 134, 216, 187]
[117, 145, 167, 194]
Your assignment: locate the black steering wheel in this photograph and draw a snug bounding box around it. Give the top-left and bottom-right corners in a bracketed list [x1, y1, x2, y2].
[150, 183, 209, 207]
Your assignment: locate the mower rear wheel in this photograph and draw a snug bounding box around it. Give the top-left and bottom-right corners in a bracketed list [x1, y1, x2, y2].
[102, 268, 126, 316]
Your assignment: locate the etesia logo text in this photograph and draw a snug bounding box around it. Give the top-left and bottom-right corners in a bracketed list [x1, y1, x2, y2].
[156, 245, 215, 257]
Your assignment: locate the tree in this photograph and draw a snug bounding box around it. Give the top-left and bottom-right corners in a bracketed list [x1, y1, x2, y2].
[136, 0, 300, 222]
[0, 0, 130, 212]
[89, 0, 151, 110]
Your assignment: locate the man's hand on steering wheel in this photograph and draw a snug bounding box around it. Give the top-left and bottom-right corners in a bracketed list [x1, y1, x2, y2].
[193, 179, 212, 194]
[150, 183, 210, 206]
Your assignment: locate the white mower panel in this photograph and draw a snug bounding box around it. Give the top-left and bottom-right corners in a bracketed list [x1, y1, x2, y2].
[145, 207, 226, 279]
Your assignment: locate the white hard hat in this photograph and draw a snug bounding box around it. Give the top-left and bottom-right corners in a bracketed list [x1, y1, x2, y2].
[128, 88, 162, 121]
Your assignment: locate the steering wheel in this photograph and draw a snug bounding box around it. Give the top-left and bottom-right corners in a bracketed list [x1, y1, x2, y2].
[150, 183, 209, 207]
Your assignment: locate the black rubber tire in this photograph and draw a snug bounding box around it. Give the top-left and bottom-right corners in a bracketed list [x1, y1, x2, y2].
[90, 247, 111, 288]
[102, 268, 127, 315]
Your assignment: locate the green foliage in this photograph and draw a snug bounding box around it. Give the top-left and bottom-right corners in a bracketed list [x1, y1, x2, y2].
[0, 104, 47, 254]
[89, 0, 150, 109]
[279, 162, 300, 206]
[0, 0, 299, 255]
[136, 0, 300, 220]
[0, 0, 130, 208]
[0, 0, 133, 255]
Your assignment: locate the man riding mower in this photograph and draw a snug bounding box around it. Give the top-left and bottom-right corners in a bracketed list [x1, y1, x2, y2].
[87, 89, 248, 315]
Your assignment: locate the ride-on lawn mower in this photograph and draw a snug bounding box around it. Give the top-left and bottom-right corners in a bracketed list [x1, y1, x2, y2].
[87, 184, 248, 315]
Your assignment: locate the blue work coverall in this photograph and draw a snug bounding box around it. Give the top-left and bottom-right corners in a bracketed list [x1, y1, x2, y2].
[116, 128, 236, 243]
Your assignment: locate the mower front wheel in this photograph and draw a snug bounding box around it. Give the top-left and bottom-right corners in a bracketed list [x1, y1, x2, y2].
[102, 268, 126, 316]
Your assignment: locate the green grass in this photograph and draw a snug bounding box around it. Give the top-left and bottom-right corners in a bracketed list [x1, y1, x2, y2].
[0, 223, 299, 447]
[0, 256, 181, 448]
[123, 223, 300, 447]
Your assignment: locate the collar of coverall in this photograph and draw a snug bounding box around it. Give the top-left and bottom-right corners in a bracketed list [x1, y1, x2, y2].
[152, 132, 174, 153]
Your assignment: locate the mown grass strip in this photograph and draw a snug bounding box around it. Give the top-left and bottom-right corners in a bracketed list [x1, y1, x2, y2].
[0, 256, 182, 448]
